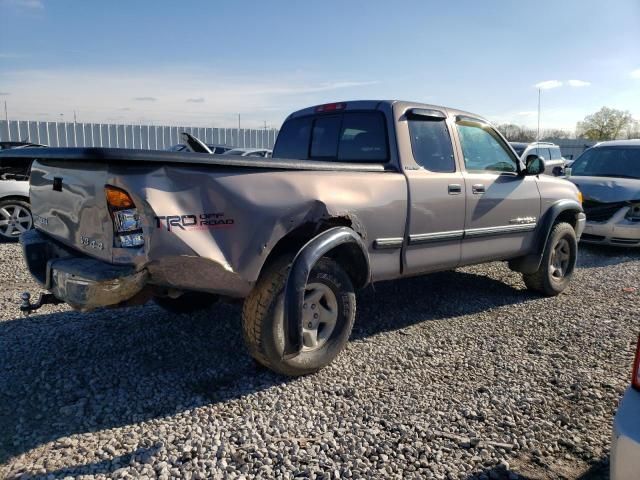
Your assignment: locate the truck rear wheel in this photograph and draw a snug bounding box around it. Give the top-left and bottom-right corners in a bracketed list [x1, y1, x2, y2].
[522, 222, 577, 296]
[242, 256, 356, 376]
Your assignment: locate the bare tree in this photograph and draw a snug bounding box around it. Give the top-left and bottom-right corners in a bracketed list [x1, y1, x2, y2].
[496, 124, 536, 142]
[576, 107, 633, 140]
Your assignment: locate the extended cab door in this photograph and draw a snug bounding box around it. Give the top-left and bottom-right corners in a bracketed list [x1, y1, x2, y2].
[399, 108, 466, 274]
[453, 117, 541, 264]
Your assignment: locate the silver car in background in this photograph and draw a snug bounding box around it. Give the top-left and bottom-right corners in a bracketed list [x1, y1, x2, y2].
[611, 335, 640, 479]
[0, 178, 32, 241]
[510, 142, 566, 176]
[567, 140, 640, 247]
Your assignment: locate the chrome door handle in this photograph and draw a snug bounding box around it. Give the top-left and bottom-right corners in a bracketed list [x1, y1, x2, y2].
[472, 184, 485, 194]
[448, 184, 462, 195]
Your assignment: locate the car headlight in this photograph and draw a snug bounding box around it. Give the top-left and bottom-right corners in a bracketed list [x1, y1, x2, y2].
[626, 203, 640, 221]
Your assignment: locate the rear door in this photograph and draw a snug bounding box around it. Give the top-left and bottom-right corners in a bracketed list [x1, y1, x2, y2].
[399, 108, 466, 274]
[453, 117, 540, 264]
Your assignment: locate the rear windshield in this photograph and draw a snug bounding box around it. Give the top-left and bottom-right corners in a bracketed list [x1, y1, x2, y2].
[571, 147, 640, 179]
[274, 111, 388, 162]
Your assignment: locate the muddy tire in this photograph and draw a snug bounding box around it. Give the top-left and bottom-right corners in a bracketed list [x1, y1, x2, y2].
[154, 292, 218, 314]
[523, 222, 577, 296]
[242, 256, 356, 376]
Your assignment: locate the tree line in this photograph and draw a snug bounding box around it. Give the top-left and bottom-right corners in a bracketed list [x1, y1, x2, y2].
[497, 107, 640, 142]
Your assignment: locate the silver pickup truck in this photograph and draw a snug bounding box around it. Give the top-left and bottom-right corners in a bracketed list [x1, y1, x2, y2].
[2, 100, 586, 376]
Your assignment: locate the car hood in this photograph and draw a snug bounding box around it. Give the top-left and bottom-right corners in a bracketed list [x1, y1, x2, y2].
[567, 176, 640, 203]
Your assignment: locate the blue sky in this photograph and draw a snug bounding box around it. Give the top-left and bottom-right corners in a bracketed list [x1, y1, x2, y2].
[1, 0, 639, 129]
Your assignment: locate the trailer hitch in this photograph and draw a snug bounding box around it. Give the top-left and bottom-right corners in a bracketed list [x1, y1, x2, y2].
[19, 292, 64, 316]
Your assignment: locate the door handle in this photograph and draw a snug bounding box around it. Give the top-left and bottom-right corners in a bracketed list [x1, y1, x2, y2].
[472, 184, 485, 194]
[448, 184, 462, 195]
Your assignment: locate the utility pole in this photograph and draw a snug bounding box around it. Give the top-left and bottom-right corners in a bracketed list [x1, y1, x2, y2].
[537, 88, 541, 141]
[3, 101, 8, 141]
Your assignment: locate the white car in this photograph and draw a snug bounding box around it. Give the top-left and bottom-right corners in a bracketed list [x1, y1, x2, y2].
[0, 178, 32, 241]
[611, 335, 640, 479]
[510, 142, 566, 176]
[223, 148, 272, 158]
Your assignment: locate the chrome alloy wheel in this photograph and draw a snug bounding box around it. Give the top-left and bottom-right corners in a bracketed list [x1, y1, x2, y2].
[0, 204, 32, 239]
[300, 282, 339, 352]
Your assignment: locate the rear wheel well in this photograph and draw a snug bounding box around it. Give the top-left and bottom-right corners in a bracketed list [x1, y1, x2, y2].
[262, 218, 369, 289]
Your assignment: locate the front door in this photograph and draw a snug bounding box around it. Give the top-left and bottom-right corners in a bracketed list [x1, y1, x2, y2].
[453, 117, 541, 264]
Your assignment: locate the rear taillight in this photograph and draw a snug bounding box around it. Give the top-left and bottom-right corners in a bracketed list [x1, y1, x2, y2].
[105, 185, 144, 248]
[633, 335, 640, 391]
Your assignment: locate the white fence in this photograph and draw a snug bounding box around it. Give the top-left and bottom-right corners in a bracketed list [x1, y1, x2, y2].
[0, 120, 278, 150]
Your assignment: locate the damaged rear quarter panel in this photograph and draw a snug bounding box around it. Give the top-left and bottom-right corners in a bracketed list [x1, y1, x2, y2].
[108, 164, 407, 296]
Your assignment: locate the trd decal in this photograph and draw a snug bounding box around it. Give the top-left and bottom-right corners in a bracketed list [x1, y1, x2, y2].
[155, 213, 235, 231]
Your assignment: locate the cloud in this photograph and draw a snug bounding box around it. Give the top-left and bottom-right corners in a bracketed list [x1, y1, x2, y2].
[1, 0, 44, 9]
[567, 79, 590, 87]
[0, 67, 382, 127]
[517, 111, 537, 117]
[534, 80, 562, 90]
[0, 92, 10, 96]
[631, 69, 640, 79]
[186, 97, 205, 103]
[0, 53, 25, 59]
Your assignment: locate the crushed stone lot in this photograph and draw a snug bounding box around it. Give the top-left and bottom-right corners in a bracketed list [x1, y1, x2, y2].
[0, 241, 638, 480]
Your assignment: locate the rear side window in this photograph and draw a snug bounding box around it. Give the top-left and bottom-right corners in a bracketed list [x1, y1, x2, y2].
[408, 119, 455, 172]
[274, 112, 388, 162]
[549, 147, 562, 160]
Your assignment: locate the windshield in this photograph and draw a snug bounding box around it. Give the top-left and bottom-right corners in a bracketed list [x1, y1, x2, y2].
[571, 147, 640, 179]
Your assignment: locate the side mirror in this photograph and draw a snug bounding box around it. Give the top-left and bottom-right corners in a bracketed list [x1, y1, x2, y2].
[525, 154, 545, 176]
[552, 166, 564, 177]
[565, 167, 572, 177]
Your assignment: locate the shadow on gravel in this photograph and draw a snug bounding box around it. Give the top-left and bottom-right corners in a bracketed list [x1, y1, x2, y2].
[467, 455, 609, 480]
[578, 243, 640, 269]
[0, 268, 534, 464]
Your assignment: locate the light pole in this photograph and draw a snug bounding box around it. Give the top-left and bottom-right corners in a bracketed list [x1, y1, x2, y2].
[537, 88, 541, 141]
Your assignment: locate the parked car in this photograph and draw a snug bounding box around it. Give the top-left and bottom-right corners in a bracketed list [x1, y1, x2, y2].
[510, 142, 566, 176]
[223, 148, 272, 158]
[0, 178, 32, 241]
[168, 143, 232, 154]
[566, 140, 640, 247]
[610, 335, 640, 479]
[0, 141, 45, 150]
[4, 100, 585, 376]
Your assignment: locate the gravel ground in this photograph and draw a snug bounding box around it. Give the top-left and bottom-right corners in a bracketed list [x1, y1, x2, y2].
[0, 241, 638, 480]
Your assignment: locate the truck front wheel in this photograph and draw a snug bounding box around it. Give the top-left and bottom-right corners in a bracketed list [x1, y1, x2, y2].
[522, 222, 577, 296]
[242, 256, 356, 376]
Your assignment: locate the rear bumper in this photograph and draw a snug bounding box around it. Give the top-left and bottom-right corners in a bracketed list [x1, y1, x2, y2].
[611, 387, 640, 479]
[20, 229, 147, 311]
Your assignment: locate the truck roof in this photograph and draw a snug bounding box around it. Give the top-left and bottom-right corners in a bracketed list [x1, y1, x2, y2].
[285, 100, 489, 123]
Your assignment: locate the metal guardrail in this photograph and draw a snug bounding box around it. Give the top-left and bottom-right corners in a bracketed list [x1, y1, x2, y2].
[0, 120, 278, 150]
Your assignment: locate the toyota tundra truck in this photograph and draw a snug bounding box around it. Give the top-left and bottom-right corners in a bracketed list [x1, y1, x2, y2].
[1, 100, 586, 376]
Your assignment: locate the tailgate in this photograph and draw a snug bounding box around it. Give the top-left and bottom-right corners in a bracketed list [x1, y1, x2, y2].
[29, 159, 114, 262]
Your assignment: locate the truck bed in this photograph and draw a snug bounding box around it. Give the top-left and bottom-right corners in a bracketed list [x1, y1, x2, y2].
[0, 147, 389, 172]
